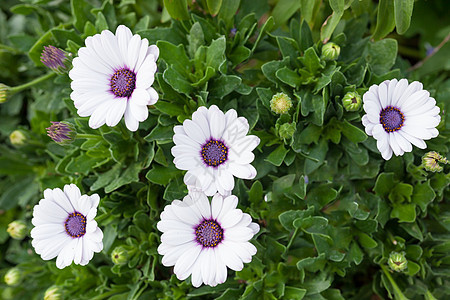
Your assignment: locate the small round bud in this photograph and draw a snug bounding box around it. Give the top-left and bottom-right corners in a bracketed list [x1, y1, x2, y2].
[0, 83, 10, 103]
[388, 251, 407, 272]
[44, 286, 63, 300]
[4, 268, 21, 286]
[7, 220, 27, 240]
[46, 121, 77, 145]
[40, 46, 72, 74]
[9, 130, 27, 146]
[342, 91, 362, 112]
[422, 151, 448, 172]
[278, 122, 296, 140]
[111, 246, 129, 265]
[321, 42, 340, 61]
[270, 92, 292, 114]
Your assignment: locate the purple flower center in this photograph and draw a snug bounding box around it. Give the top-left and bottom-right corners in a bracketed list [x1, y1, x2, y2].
[64, 212, 86, 238]
[195, 219, 223, 248]
[110, 68, 136, 98]
[380, 106, 405, 133]
[201, 139, 228, 167]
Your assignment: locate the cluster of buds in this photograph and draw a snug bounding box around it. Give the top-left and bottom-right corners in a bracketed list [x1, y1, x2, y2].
[422, 151, 448, 172]
[270, 92, 293, 115]
[46, 121, 77, 145]
[388, 251, 408, 272]
[7, 220, 27, 240]
[40, 46, 72, 75]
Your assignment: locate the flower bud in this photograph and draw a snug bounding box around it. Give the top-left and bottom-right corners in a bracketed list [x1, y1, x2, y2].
[40, 46, 72, 74]
[342, 91, 362, 112]
[7, 220, 27, 240]
[0, 83, 10, 103]
[278, 122, 296, 141]
[422, 151, 448, 172]
[321, 42, 340, 61]
[44, 286, 62, 300]
[270, 92, 292, 114]
[111, 246, 129, 265]
[4, 268, 21, 286]
[388, 251, 407, 272]
[9, 130, 27, 146]
[46, 121, 77, 145]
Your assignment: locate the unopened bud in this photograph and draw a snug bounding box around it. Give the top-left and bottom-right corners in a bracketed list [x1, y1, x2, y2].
[270, 93, 292, 114]
[4, 268, 21, 286]
[278, 122, 296, 141]
[321, 42, 340, 61]
[40, 46, 72, 74]
[46, 122, 77, 145]
[0, 83, 10, 103]
[7, 220, 27, 240]
[44, 286, 62, 300]
[422, 151, 448, 172]
[9, 130, 27, 146]
[388, 251, 407, 272]
[342, 91, 362, 112]
[111, 246, 129, 265]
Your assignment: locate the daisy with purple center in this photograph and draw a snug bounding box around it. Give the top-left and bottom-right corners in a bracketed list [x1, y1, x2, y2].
[69, 25, 159, 131]
[362, 79, 441, 160]
[31, 184, 103, 269]
[171, 105, 260, 196]
[157, 192, 259, 287]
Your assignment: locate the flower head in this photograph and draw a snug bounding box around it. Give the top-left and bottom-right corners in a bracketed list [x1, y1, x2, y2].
[321, 42, 340, 60]
[342, 91, 362, 111]
[46, 121, 77, 145]
[44, 286, 63, 300]
[422, 151, 448, 172]
[9, 130, 27, 146]
[7, 220, 27, 240]
[171, 105, 260, 196]
[40, 46, 72, 74]
[31, 184, 103, 269]
[157, 192, 259, 287]
[270, 92, 292, 114]
[69, 25, 159, 131]
[362, 79, 441, 160]
[4, 268, 21, 286]
[388, 251, 408, 272]
[0, 83, 10, 103]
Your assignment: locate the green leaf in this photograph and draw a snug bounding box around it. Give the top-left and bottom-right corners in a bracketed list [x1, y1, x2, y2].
[306, 184, 338, 209]
[91, 163, 121, 191]
[145, 164, 180, 185]
[340, 120, 367, 143]
[300, 0, 315, 23]
[349, 242, 363, 265]
[366, 38, 398, 75]
[275, 67, 301, 87]
[412, 181, 436, 212]
[209, 75, 242, 99]
[394, 0, 414, 34]
[374, 173, 396, 198]
[388, 182, 413, 204]
[357, 232, 377, 248]
[390, 203, 416, 223]
[272, 0, 302, 27]
[218, 0, 240, 26]
[372, 0, 395, 40]
[406, 260, 420, 276]
[265, 144, 289, 167]
[163, 0, 189, 20]
[105, 162, 142, 193]
[320, 11, 343, 43]
[157, 41, 191, 75]
[71, 0, 93, 32]
[206, 36, 226, 71]
[284, 286, 306, 299]
[329, 0, 345, 14]
[162, 67, 193, 95]
[207, 0, 223, 16]
[248, 181, 263, 204]
[298, 47, 323, 74]
[188, 22, 205, 58]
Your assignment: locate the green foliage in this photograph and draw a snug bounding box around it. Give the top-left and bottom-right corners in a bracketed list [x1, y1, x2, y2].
[0, 0, 449, 299]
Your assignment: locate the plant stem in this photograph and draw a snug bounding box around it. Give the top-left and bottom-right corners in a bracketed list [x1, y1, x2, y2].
[283, 227, 300, 256]
[409, 32, 450, 72]
[9, 72, 56, 95]
[77, 134, 101, 139]
[380, 264, 410, 300]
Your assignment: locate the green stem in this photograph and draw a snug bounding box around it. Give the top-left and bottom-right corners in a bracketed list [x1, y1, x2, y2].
[77, 134, 101, 139]
[0, 44, 21, 54]
[9, 72, 56, 95]
[380, 264, 410, 300]
[283, 227, 300, 256]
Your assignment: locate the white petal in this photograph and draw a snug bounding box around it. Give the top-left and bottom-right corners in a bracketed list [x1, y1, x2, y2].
[52, 188, 75, 213]
[136, 55, 156, 89]
[228, 163, 257, 180]
[124, 101, 139, 131]
[183, 119, 208, 144]
[214, 248, 228, 285]
[134, 38, 150, 74]
[398, 130, 426, 149]
[100, 29, 123, 67]
[31, 224, 65, 239]
[148, 44, 159, 61]
[219, 209, 243, 228]
[201, 248, 216, 285]
[210, 109, 226, 140]
[229, 150, 255, 165]
[78, 195, 92, 216]
[129, 102, 149, 122]
[56, 238, 77, 269]
[161, 230, 196, 246]
[147, 87, 159, 105]
[393, 132, 412, 153]
[224, 226, 254, 242]
[174, 155, 200, 170]
[223, 240, 252, 263]
[391, 79, 410, 107]
[401, 125, 433, 140]
[174, 244, 202, 280]
[248, 222, 260, 235]
[224, 109, 238, 127]
[127, 34, 142, 71]
[89, 100, 113, 129]
[130, 88, 150, 106]
[211, 194, 224, 220]
[192, 109, 212, 140]
[116, 25, 133, 62]
[217, 169, 234, 192]
[389, 133, 404, 156]
[216, 195, 238, 221]
[395, 80, 422, 108]
[217, 243, 243, 271]
[106, 98, 127, 127]
[77, 93, 113, 117]
[85, 227, 103, 243]
[161, 243, 191, 266]
[39, 234, 70, 260]
[157, 219, 189, 232]
[378, 81, 389, 109]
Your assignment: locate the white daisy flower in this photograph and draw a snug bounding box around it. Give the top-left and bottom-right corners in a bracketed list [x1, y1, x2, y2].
[31, 184, 103, 269]
[361, 79, 440, 160]
[69, 25, 159, 131]
[171, 105, 260, 196]
[157, 192, 260, 287]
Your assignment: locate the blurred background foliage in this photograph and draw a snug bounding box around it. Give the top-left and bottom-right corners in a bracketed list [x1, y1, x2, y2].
[0, 0, 449, 299]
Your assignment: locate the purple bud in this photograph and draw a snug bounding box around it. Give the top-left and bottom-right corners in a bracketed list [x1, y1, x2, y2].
[46, 121, 77, 145]
[40, 46, 71, 74]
